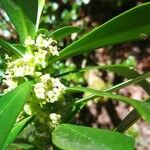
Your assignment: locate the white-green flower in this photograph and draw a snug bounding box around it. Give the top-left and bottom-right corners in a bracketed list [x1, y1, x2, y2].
[4, 34, 65, 105]
[24, 36, 35, 46]
[49, 113, 61, 127]
[34, 74, 66, 103]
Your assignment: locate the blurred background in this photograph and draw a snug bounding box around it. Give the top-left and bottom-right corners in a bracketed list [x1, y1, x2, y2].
[0, 0, 150, 149]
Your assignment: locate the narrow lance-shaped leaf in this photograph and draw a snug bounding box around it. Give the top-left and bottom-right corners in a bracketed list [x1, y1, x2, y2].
[54, 64, 150, 94]
[52, 124, 134, 150]
[0, 0, 38, 43]
[12, 44, 26, 54]
[49, 2, 150, 63]
[48, 26, 81, 41]
[8, 143, 34, 150]
[60, 66, 150, 129]
[61, 72, 150, 122]
[0, 81, 32, 150]
[66, 87, 150, 124]
[0, 39, 24, 57]
[4, 117, 33, 147]
[93, 65, 150, 95]
[36, 0, 45, 31]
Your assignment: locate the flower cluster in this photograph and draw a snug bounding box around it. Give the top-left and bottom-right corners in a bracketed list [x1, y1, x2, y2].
[34, 74, 66, 103]
[3, 34, 65, 104]
[49, 113, 61, 128]
[25, 34, 59, 57]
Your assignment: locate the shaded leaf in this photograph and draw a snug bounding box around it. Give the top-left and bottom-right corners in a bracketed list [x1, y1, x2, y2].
[52, 124, 134, 150]
[0, 81, 32, 149]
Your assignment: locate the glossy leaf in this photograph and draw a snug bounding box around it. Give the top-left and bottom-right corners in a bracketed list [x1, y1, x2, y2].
[37, 28, 49, 36]
[49, 2, 150, 63]
[12, 44, 26, 54]
[36, 0, 45, 31]
[4, 117, 32, 147]
[0, 39, 23, 56]
[0, 81, 32, 150]
[52, 124, 134, 150]
[48, 26, 81, 40]
[66, 87, 150, 124]
[1, 0, 38, 43]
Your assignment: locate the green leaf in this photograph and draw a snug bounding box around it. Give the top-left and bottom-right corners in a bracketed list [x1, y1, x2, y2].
[0, 81, 32, 150]
[48, 26, 81, 40]
[4, 117, 32, 147]
[8, 143, 34, 150]
[61, 72, 150, 123]
[104, 72, 150, 93]
[12, 44, 26, 54]
[66, 87, 150, 124]
[36, 0, 45, 31]
[1, 0, 38, 43]
[0, 39, 24, 57]
[95, 65, 150, 94]
[54, 64, 150, 94]
[52, 124, 134, 150]
[36, 28, 49, 36]
[49, 2, 150, 63]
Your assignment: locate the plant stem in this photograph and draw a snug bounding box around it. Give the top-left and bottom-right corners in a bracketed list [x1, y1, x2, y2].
[65, 72, 150, 132]
[105, 72, 150, 92]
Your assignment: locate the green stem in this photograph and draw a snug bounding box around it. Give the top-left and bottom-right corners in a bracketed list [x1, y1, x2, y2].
[68, 72, 150, 105]
[64, 72, 150, 131]
[105, 72, 150, 92]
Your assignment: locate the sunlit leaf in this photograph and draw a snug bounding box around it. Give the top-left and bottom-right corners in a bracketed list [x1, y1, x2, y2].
[0, 81, 32, 149]
[61, 72, 150, 123]
[49, 2, 150, 63]
[5, 117, 32, 147]
[0, 39, 23, 56]
[12, 44, 26, 54]
[8, 143, 34, 150]
[66, 87, 150, 124]
[54, 64, 150, 94]
[1, 0, 38, 43]
[52, 124, 134, 150]
[36, 0, 45, 31]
